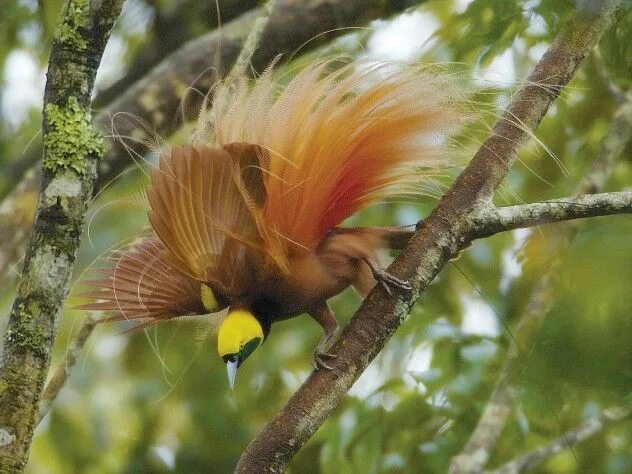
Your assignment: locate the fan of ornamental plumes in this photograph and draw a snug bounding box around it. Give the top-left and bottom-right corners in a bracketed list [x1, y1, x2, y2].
[79, 59, 468, 387]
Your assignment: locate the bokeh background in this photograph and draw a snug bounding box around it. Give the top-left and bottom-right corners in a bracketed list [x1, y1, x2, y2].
[1, 0, 631, 472]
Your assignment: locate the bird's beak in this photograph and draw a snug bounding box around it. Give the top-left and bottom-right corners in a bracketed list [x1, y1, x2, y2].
[226, 359, 239, 390]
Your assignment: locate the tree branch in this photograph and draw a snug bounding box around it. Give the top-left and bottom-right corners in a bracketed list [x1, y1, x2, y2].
[0, 0, 124, 470]
[235, 2, 620, 472]
[36, 315, 97, 423]
[0, 0, 260, 198]
[93, 0, 259, 108]
[221, 0, 277, 87]
[0, 170, 39, 286]
[581, 89, 632, 194]
[469, 191, 632, 239]
[0, 0, 425, 291]
[486, 401, 632, 474]
[449, 87, 632, 474]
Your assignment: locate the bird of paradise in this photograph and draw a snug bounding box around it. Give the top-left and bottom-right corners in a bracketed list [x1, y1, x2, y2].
[79, 60, 466, 388]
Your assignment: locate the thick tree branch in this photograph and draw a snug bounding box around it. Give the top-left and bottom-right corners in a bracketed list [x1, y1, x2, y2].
[93, 0, 259, 107]
[449, 86, 632, 474]
[486, 401, 632, 474]
[235, 2, 619, 472]
[469, 191, 632, 239]
[0, 0, 424, 291]
[0, 0, 124, 470]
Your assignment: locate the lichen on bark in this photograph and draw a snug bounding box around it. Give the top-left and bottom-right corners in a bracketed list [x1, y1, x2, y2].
[56, 0, 92, 50]
[43, 98, 104, 174]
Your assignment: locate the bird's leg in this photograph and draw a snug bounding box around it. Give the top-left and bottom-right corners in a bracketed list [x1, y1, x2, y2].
[308, 303, 339, 370]
[362, 257, 412, 295]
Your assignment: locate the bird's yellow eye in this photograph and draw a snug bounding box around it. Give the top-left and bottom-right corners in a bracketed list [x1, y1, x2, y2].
[217, 309, 264, 360]
[200, 284, 219, 312]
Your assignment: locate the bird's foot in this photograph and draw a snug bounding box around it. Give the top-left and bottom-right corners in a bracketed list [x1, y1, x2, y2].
[312, 329, 338, 370]
[313, 349, 338, 370]
[373, 267, 412, 295]
[363, 258, 412, 295]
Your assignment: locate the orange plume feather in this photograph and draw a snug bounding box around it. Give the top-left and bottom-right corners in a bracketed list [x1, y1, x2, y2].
[203, 60, 467, 269]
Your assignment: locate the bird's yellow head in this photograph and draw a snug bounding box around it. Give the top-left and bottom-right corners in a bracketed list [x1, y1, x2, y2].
[217, 309, 264, 389]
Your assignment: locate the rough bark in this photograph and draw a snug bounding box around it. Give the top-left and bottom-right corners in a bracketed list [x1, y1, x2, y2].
[469, 191, 632, 239]
[0, 0, 425, 291]
[0, 0, 124, 470]
[235, 2, 620, 472]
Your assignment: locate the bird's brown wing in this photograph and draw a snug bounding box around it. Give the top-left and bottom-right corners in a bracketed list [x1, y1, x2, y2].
[77, 238, 213, 328]
[146, 144, 267, 294]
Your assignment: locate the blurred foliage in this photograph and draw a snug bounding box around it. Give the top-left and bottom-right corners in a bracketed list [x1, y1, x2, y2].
[0, 0, 631, 472]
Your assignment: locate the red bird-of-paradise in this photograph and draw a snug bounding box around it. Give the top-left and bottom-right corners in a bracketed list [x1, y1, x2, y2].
[79, 60, 468, 388]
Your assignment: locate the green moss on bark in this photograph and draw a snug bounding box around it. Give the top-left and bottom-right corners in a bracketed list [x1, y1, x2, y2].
[43, 97, 103, 174]
[56, 0, 91, 50]
[4, 301, 49, 358]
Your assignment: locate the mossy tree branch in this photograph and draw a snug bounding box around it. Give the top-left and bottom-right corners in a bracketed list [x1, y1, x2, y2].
[0, 0, 124, 471]
[235, 2, 620, 472]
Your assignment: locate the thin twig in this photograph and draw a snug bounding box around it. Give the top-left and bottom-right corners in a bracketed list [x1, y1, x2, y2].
[37, 314, 98, 423]
[211, 0, 277, 113]
[223, 0, 278, 86]
[592, 48, 626, 104]
[470, 191, 632, 239]
[486, 401, 632, 474]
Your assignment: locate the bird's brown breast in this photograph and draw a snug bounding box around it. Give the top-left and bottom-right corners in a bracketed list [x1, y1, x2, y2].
[247, 250, 356, 323]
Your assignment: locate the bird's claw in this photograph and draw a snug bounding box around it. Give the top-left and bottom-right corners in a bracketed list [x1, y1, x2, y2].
[375, 269, 412, 294]
[313, 350, 337, 370]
